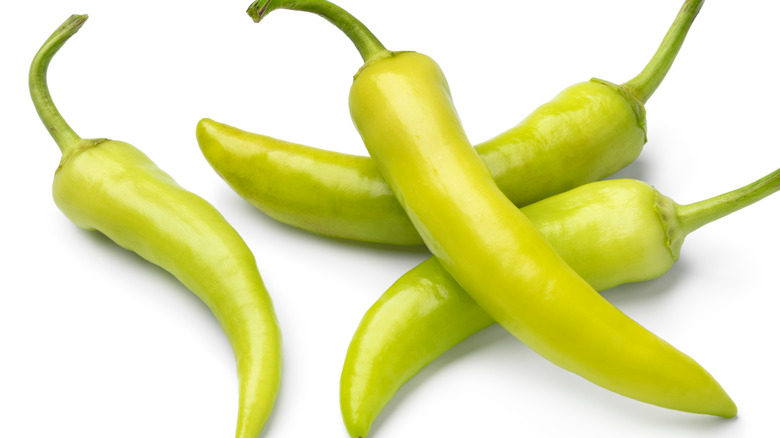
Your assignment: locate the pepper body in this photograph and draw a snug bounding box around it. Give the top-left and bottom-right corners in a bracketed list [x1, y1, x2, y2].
[348, 50, 735, 417]
[342, 162, 780, 437]
[340, 179, 677, 437]
[196, 120, 415, 243]
[197, 79, 643, 245]
[480, 80, 645, 208]
[29, 16, 283, 438]
[210, 0, 706, 246]
[52, 139, 283, 438]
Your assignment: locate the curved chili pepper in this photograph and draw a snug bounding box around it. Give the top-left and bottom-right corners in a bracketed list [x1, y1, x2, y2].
[29, 15, 282, 438]
[247, 0, 736, 420]
[342, 168, 780, 437]
[199, 0, 702, 245]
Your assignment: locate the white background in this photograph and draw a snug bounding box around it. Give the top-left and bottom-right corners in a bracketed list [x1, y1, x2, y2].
[2, 0, 779, 437]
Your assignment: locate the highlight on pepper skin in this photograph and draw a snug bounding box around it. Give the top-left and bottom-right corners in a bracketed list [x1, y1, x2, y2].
[244, 0, 736, 424]
[201, 0, 703, 246]
[341, 167, 780, 436]
[26, 0, 779, 437]
[29, 14, 283, 438]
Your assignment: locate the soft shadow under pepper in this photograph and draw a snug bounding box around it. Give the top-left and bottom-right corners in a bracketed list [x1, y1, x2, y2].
[341, 168, 780, 437]
[246, 0, 736, 428]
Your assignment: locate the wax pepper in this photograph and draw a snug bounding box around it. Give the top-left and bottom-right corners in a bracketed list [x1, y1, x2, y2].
[246, 0, 735, 421]
[29, 15, 282, 438]
[198, 0, 702, 245]
[342, 168, 779, 437]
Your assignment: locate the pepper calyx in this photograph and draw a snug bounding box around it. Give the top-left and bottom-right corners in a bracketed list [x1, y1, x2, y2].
[653, 190, 685, 262]
[56, 138, 111, 172]
[590, 78, 648, 143]
[353, 50, 407, 80]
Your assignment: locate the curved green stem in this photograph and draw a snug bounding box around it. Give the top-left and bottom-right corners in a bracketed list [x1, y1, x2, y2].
[621, 0, 704, 104]
[246, 0, 387, 63]
[677, 167, 780, 235]
[29, 14, 87, 154]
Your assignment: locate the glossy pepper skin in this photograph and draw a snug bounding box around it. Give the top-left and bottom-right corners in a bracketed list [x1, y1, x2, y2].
[30, 16, 282, 438]
[197, 80, 642, 245]
[342, 169, 780, 437]
[247, 0, 735, 420]
[200, 0, 702, 245]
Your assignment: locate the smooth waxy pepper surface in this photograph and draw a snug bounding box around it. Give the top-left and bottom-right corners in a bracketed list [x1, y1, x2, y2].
[199, 0, 702, 245]
[246, 0, 736, 423]
[30, 15, 282, 438]
[341, 169, 780, 437]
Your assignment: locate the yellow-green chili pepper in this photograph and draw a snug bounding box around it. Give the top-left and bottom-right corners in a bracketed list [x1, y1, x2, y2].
[30, 15, 282, 438]
[199, 0, 702, 245]
[342, 169, 780, 437]
[247, 0, 736, 420]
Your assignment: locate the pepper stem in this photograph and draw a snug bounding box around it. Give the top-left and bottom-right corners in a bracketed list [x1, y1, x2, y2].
[621, 0, 704, 104]
[677, 167, 780, 236]
[29, 14, 87, 154]
[246, 0, 387, 63]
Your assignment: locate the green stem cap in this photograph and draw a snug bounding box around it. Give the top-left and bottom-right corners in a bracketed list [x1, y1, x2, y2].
[246, 0, 387, 62]
[29, 14, 88, 155]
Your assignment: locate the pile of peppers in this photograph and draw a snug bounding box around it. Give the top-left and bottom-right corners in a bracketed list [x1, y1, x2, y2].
[29, 1, 780, 437]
